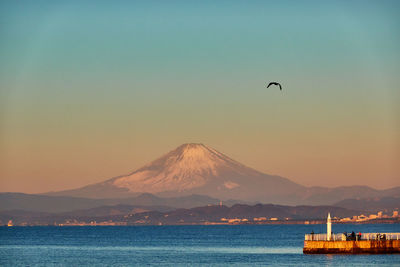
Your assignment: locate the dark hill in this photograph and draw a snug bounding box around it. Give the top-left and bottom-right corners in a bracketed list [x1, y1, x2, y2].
[0, 192, 232, 213]
[0, 203, 361, 226]
[334, 197, 400, 213]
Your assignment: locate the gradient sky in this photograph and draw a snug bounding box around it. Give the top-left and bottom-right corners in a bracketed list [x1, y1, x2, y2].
[1, 0, 399, 193]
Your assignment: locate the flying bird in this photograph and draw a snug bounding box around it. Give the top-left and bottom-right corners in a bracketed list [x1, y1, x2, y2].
[266, 82, 282, 90]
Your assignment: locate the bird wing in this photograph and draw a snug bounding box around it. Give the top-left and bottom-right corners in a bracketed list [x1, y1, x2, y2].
[266, 82, 282, 90]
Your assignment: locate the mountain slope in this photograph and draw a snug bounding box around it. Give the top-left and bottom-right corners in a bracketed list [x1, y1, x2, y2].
[0, 203, 362, 226]
[295, 186, 400, 205]
[45, 143, 400, 205]
[47, 143, 305, 203]
[334, 196, 400, 213]
[0, 192, 235, 213]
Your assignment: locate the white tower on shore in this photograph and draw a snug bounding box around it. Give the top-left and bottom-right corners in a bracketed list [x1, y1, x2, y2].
[327, 213, 332, 241]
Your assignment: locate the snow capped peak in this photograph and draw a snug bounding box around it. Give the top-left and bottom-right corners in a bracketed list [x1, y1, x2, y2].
[176, 143, 222, 163]
[178, 143, 206, 148]
[111, 143, 258, 193]
[59, 142, 303, 202]
[177, 143, 211, 159]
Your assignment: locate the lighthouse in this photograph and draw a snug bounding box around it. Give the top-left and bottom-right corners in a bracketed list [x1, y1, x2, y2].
[327, 213, 332, 241]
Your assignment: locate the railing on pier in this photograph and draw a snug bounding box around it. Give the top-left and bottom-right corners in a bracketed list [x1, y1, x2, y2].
[305, 233, 344, 241]
[305, 233, 400, 241]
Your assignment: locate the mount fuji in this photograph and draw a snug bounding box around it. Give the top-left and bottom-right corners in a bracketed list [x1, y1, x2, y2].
[48, 143, 304, 203]
[46, 143, 400, 205]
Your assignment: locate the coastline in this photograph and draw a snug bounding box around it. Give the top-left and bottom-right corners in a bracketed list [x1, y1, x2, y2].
[3, 218, 399, 227]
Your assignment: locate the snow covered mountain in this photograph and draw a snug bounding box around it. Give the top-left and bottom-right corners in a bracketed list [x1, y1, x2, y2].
[110, 143, 303, 198]
[46, 143, 400, 205]
[48, 143, 304, 203]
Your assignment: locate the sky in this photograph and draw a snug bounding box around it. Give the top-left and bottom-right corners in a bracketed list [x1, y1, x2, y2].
[0, 0, 399, 193]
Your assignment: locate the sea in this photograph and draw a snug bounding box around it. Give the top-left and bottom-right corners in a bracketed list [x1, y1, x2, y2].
[1, 224, 399, 266]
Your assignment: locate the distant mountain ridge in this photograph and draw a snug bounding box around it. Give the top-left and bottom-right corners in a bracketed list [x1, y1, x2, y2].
[0, 192, 241, 213]
[334, 196, 400, 213]
[45, 143, 400, 205]
[293, 186, 400, 205]
[46, 143, 305, 203]
[0, 203, 362, 226]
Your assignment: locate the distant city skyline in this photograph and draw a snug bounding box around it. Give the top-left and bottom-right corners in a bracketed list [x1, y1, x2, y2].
[0, 1, 399, 193]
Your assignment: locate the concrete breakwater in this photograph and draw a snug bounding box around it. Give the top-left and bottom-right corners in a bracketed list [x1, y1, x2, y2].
[303, 213, 400, 254]
[303, 239, 400, 254]
[303, 233, 400, 254]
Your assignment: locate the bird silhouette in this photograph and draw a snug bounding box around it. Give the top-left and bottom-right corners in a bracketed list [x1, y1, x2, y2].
[267, 82, 282, 90]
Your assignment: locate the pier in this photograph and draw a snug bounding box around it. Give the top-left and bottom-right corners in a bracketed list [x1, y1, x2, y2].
[303, 213, 400, 254]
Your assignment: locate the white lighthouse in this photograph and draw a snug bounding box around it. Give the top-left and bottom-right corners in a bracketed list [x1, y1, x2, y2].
[327, 213, 332, 241]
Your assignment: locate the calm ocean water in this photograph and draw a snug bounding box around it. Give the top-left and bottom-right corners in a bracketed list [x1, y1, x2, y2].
[1, 224, 399, 266]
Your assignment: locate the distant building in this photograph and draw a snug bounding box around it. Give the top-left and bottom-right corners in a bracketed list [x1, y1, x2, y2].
[393, 211, 399, 218]
[7, 220, 13, 227]
[378, 211, 383, 218]
[357, 215, 368, 221]
[270, 218, 278, 221]
[369, 214, 378, 219]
